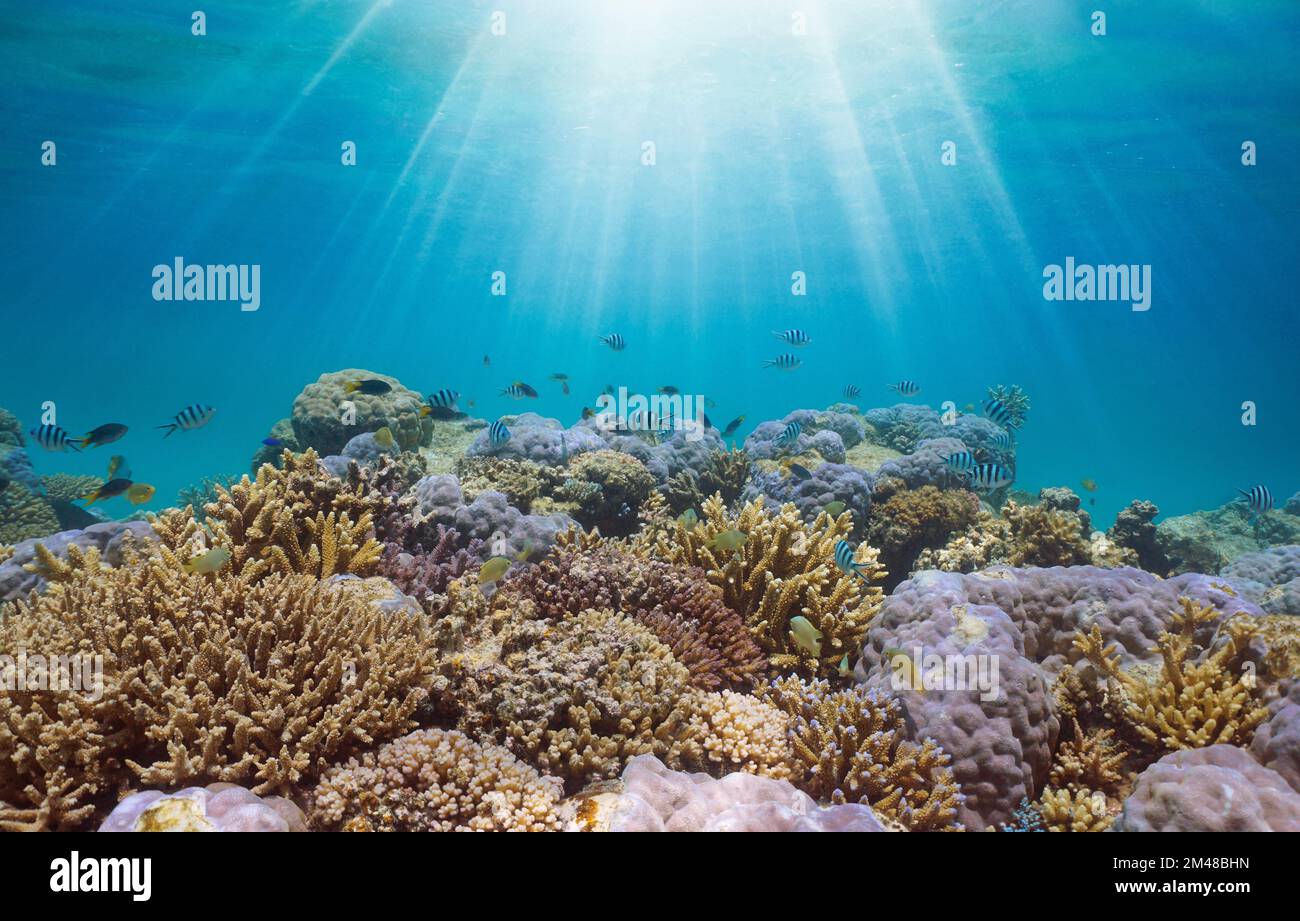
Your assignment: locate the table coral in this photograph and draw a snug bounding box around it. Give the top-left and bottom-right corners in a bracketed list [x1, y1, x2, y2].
[761, 676, 964, 831]
[310, 728, 564, 832]
[640, 495, 884, 679]
[0, 545, 434, 831]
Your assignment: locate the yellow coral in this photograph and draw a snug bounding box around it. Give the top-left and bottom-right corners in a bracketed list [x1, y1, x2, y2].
[1049, 719, 1130, 797]
[671, 690, 795, 779]
[1036, 787, 1115, 832]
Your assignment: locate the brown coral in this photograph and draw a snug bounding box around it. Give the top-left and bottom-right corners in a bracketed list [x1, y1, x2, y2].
[1048, 719, 1130, 798]
[0, 544, 433, 831]
[0, 481, 59, 545]
[1004, 499, 1092, 567]
[670, 690, 796, 779]
[866, 484, 979, 586]
[760, 676, 963, 831]
[1036, 786, 1115, 832]
[660, 448, 752, 515]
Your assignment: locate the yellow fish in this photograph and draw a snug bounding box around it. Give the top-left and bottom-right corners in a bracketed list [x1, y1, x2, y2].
[706, 529, 748, 552]
[883, 647, 923, 692]
[677, 508, 699, 529]
[374, 426, 395, 450]
[1081, 478, 1098, 492]
[823, 500, 847, 517]
[789, 616, 823, 657]
[127, 483, 156, 505]
[183, 546, 230, 575]
[478, 556, 512, 584]
[837, 654, 852, 677]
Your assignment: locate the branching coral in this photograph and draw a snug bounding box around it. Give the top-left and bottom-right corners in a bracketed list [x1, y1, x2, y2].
[454, 456, 556, 512]
[660, 448, 751, 515]
[1074, 597, 1267, 756]
[866, 484, 979, 587]
[670, 690, 795, 779]
[639, 495, 884, 679]
[914, 510, 1011, 573]
[1004, 499, 1092, 567]
[310, 728, 564, 832]
[986, 384, 1030, 427]
[1048, 719, 1130, 798]
[0, 545, 434, 831]
[1036, 787, 1115, 832]
[760, 676, 963, 831]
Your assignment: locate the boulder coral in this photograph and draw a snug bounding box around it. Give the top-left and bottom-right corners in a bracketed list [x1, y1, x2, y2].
[99, 784, 307, 832]
[291, 369, 432, 456]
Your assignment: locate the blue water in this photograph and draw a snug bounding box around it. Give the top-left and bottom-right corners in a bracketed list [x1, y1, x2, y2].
[2, 0, 1298, 527]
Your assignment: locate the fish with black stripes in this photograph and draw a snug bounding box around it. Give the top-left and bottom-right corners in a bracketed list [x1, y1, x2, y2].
[963, 462, 1014, 491]
[983, 398, 1020, 429]
[944, 450, 977, 476]
[772, 329, 812, 347]
[763, 354, 802, 371]
[843, 384, 861, 399]
[488, 419, 511, 448]
[598, 333, 627, 351]
[888, 380, 920, 396]
[835, 539, 875, 582]
[157, 404, 215, 438]
[777, 421, 802, 446]
[29, 424, 81, 453]
[1239, 485, 1274, 515]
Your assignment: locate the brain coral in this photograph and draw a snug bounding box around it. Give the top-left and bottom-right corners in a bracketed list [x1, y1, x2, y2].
[0, 545, 433, 831]
[99, 784, 306, 832]
[310, 728, 565, 832]
[291, 369, 432, 456]
[560, 449, 655, 533]
[1113, 745, 1300, 832]
[571, 754, 890, 832]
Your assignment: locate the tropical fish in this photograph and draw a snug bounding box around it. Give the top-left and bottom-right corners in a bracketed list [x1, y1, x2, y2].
[777, 421, 801, 446]
[772, 329, 812, 347]
[843, 385, 861, 399]
[598, 333, 627, 351]
[343, 379, 392, 396]
[677, 508, 699, 528]
[261, 437, 283, 447]
[838, 654, 852, 678]
[703, 397, 717, 409]
[888, 380, 920, 396]
[373, 427, 395, 450]
[658, 385, 679, 395]
[991, 430, 1013, 450]
[488, 419, 511, 447]
[183, 546, 231, 575]
[602, 384, 616, 395]
[823, 500, 847, 517]
[107, 455, 131, 480]
[1081, 478, 1098, 493]
[549, 373, 569, 381]
[945, 451, 977, 476]
[157, 404, 215, 437]
[559, 433, 569, 465]
[788, 616, 823, 657]
[762, 354, 802, 371]
[81, 478, 133, 506]
[964, 463, 1014, 491]
[29, 424, 80, 452]
[581, 407, 595, 420]
[783, 462, 812, 481]
[706, 529, 748, 552]
[478, 555, 513, 584]
[79, 423, 128, 448]
[1239, 485, 1274, 514]
[428, 389, 460, 410]
[983, 398, 1019, 429]
[722, 416, 745, 437]
[126, 483, 155, 505]
[883, 647, 922, 692]
[834, 539, 874, 581]
[501, 381, 538, 399]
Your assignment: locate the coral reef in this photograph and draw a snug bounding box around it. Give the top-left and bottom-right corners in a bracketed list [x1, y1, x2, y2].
[1156, 498, 1300, 575]
[1251, 682, 1300, 792]
[291, 369, 432, 456]
[866, 482, 980, 587]
[0, 481, 61, 546]
[742, 461, 874, 538]
[1107, 499, 1169, 574]
[310, 728, 564, 831]
[99, 784, 307, 832]
[559, 449, 655, 533]
[0, 520, 154, 603]
[408, 474, 575, 560]
[660, 448, 751, 515]
[671, 690, 795, 779]
[1222, 545, 1300, 616]
[0, 545, 433, 831]
[1035, 787, 1114, 832]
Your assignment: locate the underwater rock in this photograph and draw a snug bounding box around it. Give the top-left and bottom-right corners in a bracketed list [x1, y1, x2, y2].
[1156, 498, 1300, 574]
[0, 520, 155, 602]
[99, 784, 306, 832]
[571, 754, 890, 832]
[1221, 545, 1300, 616]
[1251, 682, 1300, 793]
[1114, 745, 1300, 832]
[1107, 499, 1168, 574]
[290, 368, 431, 456]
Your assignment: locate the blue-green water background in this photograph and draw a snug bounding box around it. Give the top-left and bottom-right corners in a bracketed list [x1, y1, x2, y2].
[2, 0, 1298, 527]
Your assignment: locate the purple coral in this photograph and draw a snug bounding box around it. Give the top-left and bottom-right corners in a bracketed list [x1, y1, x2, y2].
[741, 462, 874, 534]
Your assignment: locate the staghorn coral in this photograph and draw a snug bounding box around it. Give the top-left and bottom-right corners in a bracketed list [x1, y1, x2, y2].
[1074, 596, 1267, 756]
[641, 495, 884, 679]
[0, 545, 433, 831]
[1035, 787, 1115, 832]
[760, 676, 963, 831]
[497, 533, 765, 690]
[866, 483, 979, 588]
[151, 449, 382, 583]
[670, 690, 796, 779]
[310, 728, 564, 832]
[1004, 498, 1092, 567]
[1048, 719, 1130, 798]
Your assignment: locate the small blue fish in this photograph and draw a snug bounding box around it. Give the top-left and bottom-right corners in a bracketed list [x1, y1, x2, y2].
[489, 419, 511, 447]
[772, 329, 812, 347]
[599, 333, 627, 351]
[29, 424, 81, 453]
[888, 380, 920, 396]
[785, 462, 812, 480]
[944, 451, 977, 475]
[983, 398, 1019, 429]
[843, 384, 861, 399]
[1239, 485, 1273, 515]
[262, 437, 283, 447]
[158, 404, 215, 438]
[965, 462, 1014, 491]
[763, 354, 802, 371]
[777, 421, 802, 446]
[834, 539, 874, 581]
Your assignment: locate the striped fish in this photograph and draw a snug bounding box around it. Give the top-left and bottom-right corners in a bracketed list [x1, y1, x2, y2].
[777, 421, 802, 446]
[944, 451, 977, 475]
[834, 539, 872, 581]
[888, 380, 920, 396]
[763, 354, 802, 371]
[499, 382, 537, 399]
[991, 430, 1013, 450]
[598, 333, 626, 351]
[427, 389, 459, 409]
[843, 384, 861, 399]
[488, 419, 511, 447]
[1239, 485, 1273, 514]
[983, 398, 1019, 429]
[964, 463, 1013, 491]
[29, 424, 81, 453]
[772, 329, 812, 347]
[156, 405, 215, 438]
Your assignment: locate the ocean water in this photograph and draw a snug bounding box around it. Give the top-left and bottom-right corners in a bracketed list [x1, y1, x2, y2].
[2, 0, 1298, 527]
